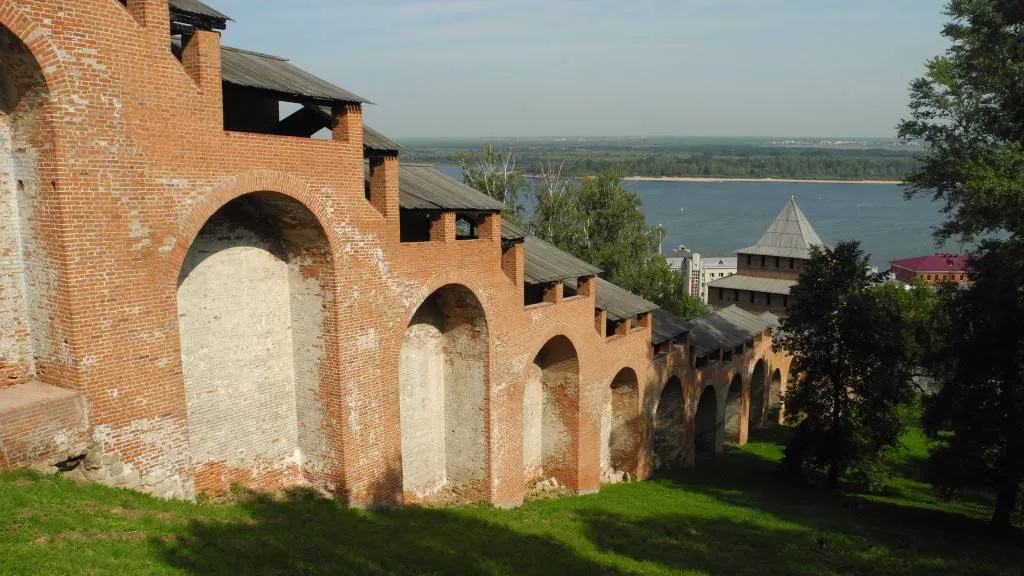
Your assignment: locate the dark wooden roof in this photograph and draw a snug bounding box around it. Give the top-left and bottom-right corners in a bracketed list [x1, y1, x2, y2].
[501, 220, 528, 242]
[496, 223, 601, 283]
[564, 278, 657, 322]
[363, 125, 402, 154]
[521, 236, 601, 284]
[221, 45, 369, 105]
[687, 305, 777, 357]
[399, 165, 506, 212]
[169, 0, 229, 30]
[652, 309, 691, 345]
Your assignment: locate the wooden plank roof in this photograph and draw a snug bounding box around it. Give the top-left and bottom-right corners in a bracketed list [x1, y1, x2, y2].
[687, 305, 777, 357]
[707, 274, 797, 296]
[364, 125, 402, 154]
[169, 0, 229, 30]
[652, 309, 691, 345]
[399, 165, 506, 212]
[564, 277, 658, 322]
[221, 45, 370, 105]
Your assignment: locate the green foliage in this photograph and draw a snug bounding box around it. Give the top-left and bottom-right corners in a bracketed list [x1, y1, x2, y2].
[457, 144, 528, 224]
[924, 239, 1024, 531]
[408, 140, 921, 181]
[899, 0, 1024, 531]
[868, 279, 944, 378]
[777, 242, 916, 489]
[898, 0, 1024, 242]
[531, 170, 705, 319]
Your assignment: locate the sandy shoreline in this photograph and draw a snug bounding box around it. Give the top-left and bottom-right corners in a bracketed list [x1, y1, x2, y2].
[622, 176, 902, 185]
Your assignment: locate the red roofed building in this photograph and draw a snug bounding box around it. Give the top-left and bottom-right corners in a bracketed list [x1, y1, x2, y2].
[889, 254, 970, 286]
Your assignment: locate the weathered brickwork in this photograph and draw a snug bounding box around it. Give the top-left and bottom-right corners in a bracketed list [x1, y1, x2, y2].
[0, 0, 793, 507]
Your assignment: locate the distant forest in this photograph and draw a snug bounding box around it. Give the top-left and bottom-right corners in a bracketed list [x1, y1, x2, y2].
[400, 140, 923, 181]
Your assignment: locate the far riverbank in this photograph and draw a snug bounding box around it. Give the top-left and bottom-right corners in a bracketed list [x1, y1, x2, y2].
[622, 176, 903, 185]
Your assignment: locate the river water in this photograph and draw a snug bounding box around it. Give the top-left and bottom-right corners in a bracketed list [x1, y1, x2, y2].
[436, 166, 960, 268]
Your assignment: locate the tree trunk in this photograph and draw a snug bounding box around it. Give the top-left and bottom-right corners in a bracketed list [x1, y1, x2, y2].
[991, 478, 1018, 533]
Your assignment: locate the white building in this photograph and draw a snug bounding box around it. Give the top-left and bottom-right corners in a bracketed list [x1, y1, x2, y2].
[666, 249, 702, 300]
[667, 249, 737, 304]
[699, 255, 737, 304]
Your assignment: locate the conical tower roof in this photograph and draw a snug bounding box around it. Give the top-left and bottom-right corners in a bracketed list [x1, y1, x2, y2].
[739, 196, 825, 259]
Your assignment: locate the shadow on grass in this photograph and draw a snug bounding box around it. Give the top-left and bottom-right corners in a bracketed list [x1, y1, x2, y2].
[637, 442, 1023, 575]
[582, 511, 876, 576]
[153, 488, 626, 576]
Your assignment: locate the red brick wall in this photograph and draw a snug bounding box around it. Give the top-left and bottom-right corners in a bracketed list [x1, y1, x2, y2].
[0, 0, 792, 507]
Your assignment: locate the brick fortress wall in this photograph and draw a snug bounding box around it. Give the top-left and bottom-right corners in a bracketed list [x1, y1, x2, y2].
[0, 0, 792, 506]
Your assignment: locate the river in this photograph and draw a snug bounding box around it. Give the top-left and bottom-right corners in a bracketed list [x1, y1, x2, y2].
[436, 166, 960, 268]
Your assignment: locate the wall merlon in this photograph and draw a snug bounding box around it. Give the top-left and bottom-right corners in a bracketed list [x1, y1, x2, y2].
[125, 0, 170, 45]
[181, 29, 222, 126]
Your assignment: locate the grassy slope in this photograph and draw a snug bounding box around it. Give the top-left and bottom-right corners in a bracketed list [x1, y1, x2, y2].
[2, 430, 1020, 576]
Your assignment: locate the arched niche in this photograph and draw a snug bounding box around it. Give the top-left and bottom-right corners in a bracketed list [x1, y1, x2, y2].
[601, 367, 639, 481]
[177, 192, 335, 492]
[653, 376, 685, 470]
[524, 335, 580, 490]
[0, 25, 60, 390]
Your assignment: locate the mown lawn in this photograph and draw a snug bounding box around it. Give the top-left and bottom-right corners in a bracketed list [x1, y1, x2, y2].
[2, 429, 1021, 575]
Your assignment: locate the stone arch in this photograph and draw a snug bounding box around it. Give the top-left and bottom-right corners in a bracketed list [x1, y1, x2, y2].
[724, 374, 744, 445]
[398, 283, 488, 501]
[173, 169, 335, 276]
[176, 192, 336, 493]
[524, 335, 580, 491]
[768, 368, 783, 423]
[749, 359, 767, 430]
[602, 367, 639, 482]
[0, 23, 62, 389]
[653, 376, 684, 470]
[0, 2, 72, 97]
[694, 386, 718, 457]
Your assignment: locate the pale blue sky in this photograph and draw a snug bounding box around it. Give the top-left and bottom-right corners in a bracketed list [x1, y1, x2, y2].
[212, 0, 949, 138]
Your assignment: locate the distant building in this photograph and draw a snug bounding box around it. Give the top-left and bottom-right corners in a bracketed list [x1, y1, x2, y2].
[666, 249, 703, 299]
[699, 256, 737, 303]
[707, 196, 826, 315]
[889, 254, 970, 287]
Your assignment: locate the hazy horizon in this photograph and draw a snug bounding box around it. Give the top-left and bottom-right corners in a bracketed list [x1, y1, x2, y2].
[212, 0, 949, 139]
[395, 134, 910, 141]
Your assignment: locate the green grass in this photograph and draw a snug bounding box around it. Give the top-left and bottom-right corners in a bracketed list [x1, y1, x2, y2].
[2, 430, 1021, 575]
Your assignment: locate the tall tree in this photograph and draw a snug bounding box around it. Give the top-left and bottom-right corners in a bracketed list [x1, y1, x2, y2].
[777, 242, 914, 489]
[457, 144, 528, 225]
[925, 241, 1024, 531]
[899, 0, 1024, 531]
[532, 170, 705, 319]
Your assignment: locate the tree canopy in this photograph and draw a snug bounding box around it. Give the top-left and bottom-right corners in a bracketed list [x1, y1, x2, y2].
[900, 0, 1024, 531]
[457, 144, 528, 225]
[776, 242, 915, 489]
[531, 170, 705, 319]
[899, 0, 1024, 243]
[459, 147, 705, 319]
[924, 240, 1024, 530]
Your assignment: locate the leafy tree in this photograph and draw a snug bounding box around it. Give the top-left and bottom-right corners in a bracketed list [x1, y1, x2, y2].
[869, 278, 944, 388]
[532, 169, 705, 319]
[777, 242, 915, 489]
[924, 240, 1024, 531]
[899, 0, 1024, 242]
[899, 0, 1024, 531]
[458, 144, 528, 225]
